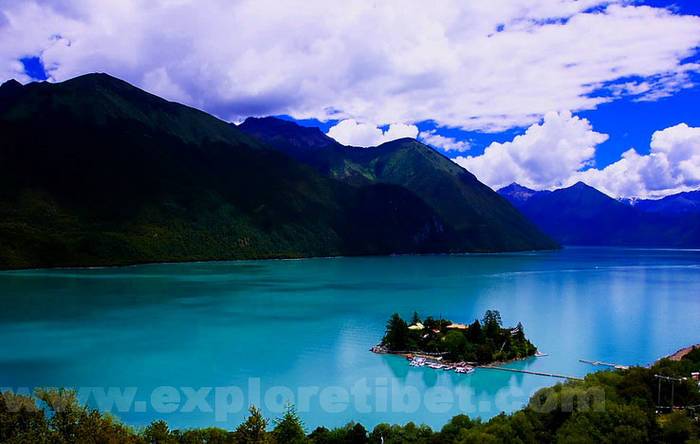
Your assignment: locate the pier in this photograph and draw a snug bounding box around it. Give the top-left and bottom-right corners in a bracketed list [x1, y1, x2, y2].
[579, 359, 629, 370]
[478, 365, 583, 381]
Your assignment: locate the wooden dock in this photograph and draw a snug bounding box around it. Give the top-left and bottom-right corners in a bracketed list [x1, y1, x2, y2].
[478, 365, 583, 381]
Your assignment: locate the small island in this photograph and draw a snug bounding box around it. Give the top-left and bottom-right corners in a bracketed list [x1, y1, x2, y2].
[372, 310, 538, 373]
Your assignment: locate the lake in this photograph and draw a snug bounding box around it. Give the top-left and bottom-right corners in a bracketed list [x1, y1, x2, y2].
[1, 247, 699, 431]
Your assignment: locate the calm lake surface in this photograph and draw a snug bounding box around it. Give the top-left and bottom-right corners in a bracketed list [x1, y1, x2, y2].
[1, 247, 699, 430]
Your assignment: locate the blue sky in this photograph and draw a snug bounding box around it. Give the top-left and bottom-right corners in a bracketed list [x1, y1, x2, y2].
[579, 78, 700, 165]
[19, 56, 46, 82]
[18, 49, 700, 170]
[275, 0, 700, 180]
[4, 0, 700, 198]
[280, 73, 700, 192]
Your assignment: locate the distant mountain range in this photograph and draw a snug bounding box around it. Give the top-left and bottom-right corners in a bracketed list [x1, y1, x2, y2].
[0, 74, 555, 269]
[498, 183, 700, 247]
[623, 190, 700, 215]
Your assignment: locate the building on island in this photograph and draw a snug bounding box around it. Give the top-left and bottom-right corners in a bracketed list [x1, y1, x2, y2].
[446, 323, 469, 330]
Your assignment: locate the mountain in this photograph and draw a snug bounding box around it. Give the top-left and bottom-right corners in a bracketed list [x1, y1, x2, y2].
[0, 74, 454, 268]
[237, 117, 360, 180]
[497, 183, 547, 209]
[498, 182, 700, 247]
[631, 190, 700, 214]
[0, 74, 555, 269]
[240, 117, 557, 251]
[514, 182, 640, 246]
[237, 117, 340, 151]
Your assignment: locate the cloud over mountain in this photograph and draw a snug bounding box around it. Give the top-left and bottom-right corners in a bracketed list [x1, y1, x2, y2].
[419, 130, 470, 152]
[326, 120, 419, 147]
[457, 112, 700, 199]
[454, 111, 608, 190]
[577, 123, 700, 198]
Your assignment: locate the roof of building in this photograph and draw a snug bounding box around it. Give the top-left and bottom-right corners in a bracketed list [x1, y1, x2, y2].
[446, 323, 469, 330]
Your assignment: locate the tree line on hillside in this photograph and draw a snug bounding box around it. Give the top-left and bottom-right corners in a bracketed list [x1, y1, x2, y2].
[381, 310, 537, 364]
[2, 348, 700, 443]
[0, 75, 556, 270]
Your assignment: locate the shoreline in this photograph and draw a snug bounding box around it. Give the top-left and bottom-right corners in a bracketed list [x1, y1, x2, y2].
[5, 244, 700, 273]
[371, 346, 540, 369]
[0, 247, 561, 273]
[663, 343, 700, 362]
[378, 340, 700, 372]
[0, 246, 564, 273]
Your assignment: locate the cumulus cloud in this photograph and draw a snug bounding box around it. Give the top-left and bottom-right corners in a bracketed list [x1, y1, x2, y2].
[419, 130, 470, 152]
[576, 123, 700, 198]
[1, 1, 700, 131]
[454, 111, 608, 190]
[455, 112, 700, 198]
[326, 120, 419, 147]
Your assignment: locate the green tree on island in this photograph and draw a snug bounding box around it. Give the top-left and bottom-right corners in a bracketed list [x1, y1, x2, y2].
[467, 319, 482, 343]
[383, 313, 409, 351]
[482, 309, 503, 338]
[411, 311, 421, 325]
[380, 310, 537, 364]
[443, 330, 470, 361]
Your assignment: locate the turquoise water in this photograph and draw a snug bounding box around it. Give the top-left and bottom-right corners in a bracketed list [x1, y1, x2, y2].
[1, 247, 699, 430]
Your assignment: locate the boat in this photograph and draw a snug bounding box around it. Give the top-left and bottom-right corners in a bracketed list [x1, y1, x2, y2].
[454, 366, 475, 374]
[409, 357, 426, 367]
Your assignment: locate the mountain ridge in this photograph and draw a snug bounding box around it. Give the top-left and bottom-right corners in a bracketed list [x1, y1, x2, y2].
[498, 182, 700, 247]
[497, 183, 543, 208]
[239, 116, 557, 251]
[631, 190, 700, 214]
[0, 74, 556, 269]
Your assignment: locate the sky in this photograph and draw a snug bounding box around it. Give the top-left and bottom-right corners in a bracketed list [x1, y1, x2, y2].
[2, 0, 700, 198]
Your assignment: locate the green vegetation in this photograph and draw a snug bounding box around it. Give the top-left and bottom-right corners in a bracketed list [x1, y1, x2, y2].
[0, 75, 555, 270]
[241, 117, 558, 253]
[0, 75, 454, 269]
[2, 350, 700, 443]
[381, 310, 537, 364]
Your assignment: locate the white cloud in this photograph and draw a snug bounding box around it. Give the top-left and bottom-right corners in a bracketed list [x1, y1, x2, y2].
[383, 123, 420, 144]
[454, 111, 608, 190]
[1, 1, 699, 131]
[142, 67, 192, 104]
[419, 130, 470, 152]
[326, 120, 418, 147]
[455, 113, 700, 198]
[576, 123, 700, 198]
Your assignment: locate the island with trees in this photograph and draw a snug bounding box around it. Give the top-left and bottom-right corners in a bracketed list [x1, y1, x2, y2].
[372, 310, 538, 371]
